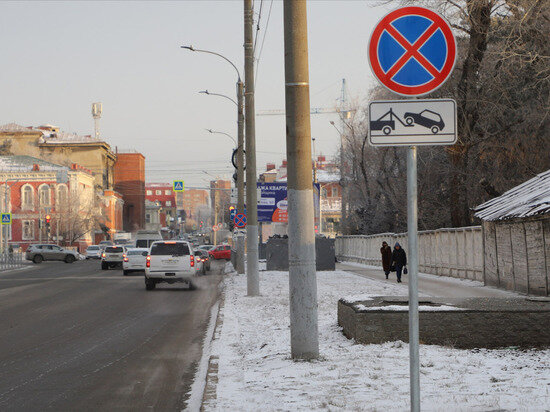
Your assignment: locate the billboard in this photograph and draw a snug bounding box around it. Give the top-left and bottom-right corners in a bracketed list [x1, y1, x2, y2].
[257, 182, 320, 223]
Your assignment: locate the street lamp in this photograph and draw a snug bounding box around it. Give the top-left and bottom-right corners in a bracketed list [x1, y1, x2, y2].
[205, 129, 237, 147]
[199, 90, 237, 107]
[182, 44, 246, 274]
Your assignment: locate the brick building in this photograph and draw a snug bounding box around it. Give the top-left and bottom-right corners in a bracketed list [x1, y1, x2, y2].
[0, 156, 122, 251]
[145, 183, 177, 231]
[114, 152, 145, 232]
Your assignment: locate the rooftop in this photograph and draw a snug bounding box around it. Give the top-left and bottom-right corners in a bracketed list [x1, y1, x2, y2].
[0, 123, 106, 145]
[474, 170, 550, 221]
[0, 155, 68, 172]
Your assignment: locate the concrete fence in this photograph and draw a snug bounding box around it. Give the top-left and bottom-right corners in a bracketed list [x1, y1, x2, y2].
[336, 226, 483, 282]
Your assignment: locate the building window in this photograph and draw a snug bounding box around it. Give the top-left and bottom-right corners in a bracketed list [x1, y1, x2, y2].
[21, 185, 34, 210]
[156, 190, 161, 195]
[39, 184, 51, 206]
[165, 190, 171, 196]
[56, 184, 68, 207]
[146, 190, 152, 196]
[145, 213, 151, 224]
[166, 201, 172, 207]
[321, 188, 327, 198]
[331, 186, 338, 197]
[22, 220, 34, 240]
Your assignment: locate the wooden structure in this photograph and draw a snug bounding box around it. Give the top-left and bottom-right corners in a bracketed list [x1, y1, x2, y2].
[474, 170, 550, 296]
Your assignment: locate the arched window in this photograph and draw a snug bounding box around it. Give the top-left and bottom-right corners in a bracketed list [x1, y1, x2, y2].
[56, 184, 68, 208]
[21, 184, 34, 210]
[321, 188, 328, 198]
[39, 184, 51, 207]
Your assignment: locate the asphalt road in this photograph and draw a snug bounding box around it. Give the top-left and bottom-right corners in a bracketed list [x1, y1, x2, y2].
[0, 258, 225, 411]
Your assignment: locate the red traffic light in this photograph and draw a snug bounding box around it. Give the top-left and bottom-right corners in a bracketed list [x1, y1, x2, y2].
[45, 215, 51, 224]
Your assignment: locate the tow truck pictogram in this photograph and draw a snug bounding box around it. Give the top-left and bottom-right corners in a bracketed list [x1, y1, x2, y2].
[370, 108, 445, 135]
[370, 108, 414, 135]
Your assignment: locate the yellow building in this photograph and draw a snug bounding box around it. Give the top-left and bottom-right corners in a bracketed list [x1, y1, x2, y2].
[0, 123, 116, 190]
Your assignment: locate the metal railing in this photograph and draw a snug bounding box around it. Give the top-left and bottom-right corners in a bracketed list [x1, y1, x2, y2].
[0, 252, 25, 271]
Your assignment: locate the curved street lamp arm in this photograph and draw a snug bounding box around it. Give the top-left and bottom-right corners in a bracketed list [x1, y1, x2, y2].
[205, 128, 237, 147]
[181, 45, 241, 81]
[199, 90, 238, 107]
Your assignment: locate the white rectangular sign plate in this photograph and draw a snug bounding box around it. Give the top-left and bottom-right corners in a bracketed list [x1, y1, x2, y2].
[368, 99, 457, 146]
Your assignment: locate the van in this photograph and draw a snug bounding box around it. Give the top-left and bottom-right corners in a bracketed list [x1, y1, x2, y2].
[134, 230, 163, 249]
[144, 240, 196, 290]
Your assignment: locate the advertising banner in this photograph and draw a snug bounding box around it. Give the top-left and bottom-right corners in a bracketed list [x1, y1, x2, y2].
[257, 182, 319, 223]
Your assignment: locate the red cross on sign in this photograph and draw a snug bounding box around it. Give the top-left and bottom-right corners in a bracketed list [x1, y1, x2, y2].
[368, 7, 457, 96]
[234, 213, 247, 228]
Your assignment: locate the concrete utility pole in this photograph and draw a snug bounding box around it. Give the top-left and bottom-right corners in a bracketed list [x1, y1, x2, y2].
[236, 81, 245, 275]
[283, 0, 319, 360]
[244, 0, 259, 295]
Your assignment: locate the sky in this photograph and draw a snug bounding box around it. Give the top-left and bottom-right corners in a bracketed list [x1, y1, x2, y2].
[0, 0, 393, 188]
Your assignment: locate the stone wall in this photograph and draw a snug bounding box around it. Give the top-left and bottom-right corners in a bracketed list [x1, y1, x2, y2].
[336, 226, 482, 281]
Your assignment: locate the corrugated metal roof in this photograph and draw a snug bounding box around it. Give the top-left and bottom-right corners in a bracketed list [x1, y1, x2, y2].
[474, 170, 550, 221]
[0, 155, 68, 172]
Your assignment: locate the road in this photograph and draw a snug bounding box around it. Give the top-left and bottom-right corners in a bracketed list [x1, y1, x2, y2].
[0, 258, 225, 411]
[337, 262, 518, 298]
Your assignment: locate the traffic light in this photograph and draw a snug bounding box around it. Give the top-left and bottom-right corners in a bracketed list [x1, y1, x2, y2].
[45, 215, 51, 227]
[200, 220, 204, 228]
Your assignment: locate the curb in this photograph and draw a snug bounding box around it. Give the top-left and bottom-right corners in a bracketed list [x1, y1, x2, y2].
[200, 285, 225, 411]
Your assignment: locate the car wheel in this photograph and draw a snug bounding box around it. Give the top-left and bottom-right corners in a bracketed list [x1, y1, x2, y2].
[65, 255, 76, 264]
[101, 262, 108, 270]
[431, 126, 439, 134]
[145, 278, 156, 290]
[405, 116, 414, 125]
[33, 255, 43, 264]
[382, 126, 392, 135]
[123, 270, 128, 276]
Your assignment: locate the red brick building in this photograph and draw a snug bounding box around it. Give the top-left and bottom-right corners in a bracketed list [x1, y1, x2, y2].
[145, 183, 177, 230]
[114, 152, 145, 232]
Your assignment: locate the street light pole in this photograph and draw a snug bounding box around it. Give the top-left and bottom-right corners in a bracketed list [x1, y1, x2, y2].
[182, 45, 246, 274]
[244, 0, 259, 295]
[284, 0, 319, 360]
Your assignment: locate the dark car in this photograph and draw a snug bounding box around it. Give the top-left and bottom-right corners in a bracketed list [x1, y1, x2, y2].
[403, 110, 445, 134]
[195, 249, 211, 272]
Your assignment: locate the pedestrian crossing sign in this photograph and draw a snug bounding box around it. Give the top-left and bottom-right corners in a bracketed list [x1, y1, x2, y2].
[173, 181, 185, 192]
[1, 213, 11, 225]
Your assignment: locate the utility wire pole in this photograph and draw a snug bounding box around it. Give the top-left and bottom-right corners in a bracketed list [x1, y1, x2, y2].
[244, 0, 259, 296]
[283, 0, 319, 360]
[236, 81, 246, 275]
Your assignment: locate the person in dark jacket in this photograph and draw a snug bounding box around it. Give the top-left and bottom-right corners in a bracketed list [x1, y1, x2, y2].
[380, 241, 392, 279]
[391, 242, 407, 283]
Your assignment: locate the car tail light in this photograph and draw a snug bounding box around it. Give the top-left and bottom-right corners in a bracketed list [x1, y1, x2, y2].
[190, 255, 194, 267]
[102, 252, 106, 258]
[146, 255, 151, 268]
[123, 256, 129, 262]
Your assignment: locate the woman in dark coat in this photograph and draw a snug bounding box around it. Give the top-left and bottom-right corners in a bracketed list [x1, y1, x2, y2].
[380, 241, 392, 279]
[391, 242, 407, 283]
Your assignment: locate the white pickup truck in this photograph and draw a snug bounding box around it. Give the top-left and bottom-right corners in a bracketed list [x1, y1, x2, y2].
[144, 241, 197, 290]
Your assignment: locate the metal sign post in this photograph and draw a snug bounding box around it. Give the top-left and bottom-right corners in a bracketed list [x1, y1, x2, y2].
[368, 6, 457, 412]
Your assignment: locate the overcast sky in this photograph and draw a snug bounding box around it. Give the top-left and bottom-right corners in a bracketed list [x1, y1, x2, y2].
[0, 0, 393, 188]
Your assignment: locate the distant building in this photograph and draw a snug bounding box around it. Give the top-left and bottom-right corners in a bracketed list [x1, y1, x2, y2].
[0, 123, 117, 190]
[146, 183, 177, 230]
[210, 180, 231, 228]
[176, 189, 209, 221]
[114, 151, 146, 232]
[0, 155, 122, 251]
[144, 199, 161, 232]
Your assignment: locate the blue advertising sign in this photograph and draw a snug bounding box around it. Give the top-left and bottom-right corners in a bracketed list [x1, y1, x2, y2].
[257, 182, 319, 223]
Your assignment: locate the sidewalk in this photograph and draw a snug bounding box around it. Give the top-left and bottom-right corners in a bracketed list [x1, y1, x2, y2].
[338, 261, 518, 298]
[197, 268, 549, 411]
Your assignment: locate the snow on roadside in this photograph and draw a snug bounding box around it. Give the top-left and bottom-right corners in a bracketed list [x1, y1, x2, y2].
[206, 270, 550, 411]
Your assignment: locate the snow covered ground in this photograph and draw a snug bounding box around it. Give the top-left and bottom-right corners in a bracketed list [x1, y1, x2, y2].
[204, 269, 550, 411]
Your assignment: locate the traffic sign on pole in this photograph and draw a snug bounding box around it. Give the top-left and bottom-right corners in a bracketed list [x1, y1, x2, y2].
[173, 181, 185, 192]
[234, 213, 247, 228]
[212, 225, 219, 232]
[368, 6, 456, 96]
[1, 213, 11, 225]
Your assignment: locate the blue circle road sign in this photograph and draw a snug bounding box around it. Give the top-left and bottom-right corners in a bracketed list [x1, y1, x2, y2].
[234, 213, 247, 228]
[368, 7, 456, 96]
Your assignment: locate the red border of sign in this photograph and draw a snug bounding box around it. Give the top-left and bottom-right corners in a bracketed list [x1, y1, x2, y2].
[368, 6, 456, 96]
[234, 213, 247, 228]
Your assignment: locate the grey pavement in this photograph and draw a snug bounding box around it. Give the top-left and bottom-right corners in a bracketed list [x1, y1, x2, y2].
[0, 258, 226, 411]
[337, 262, 518, 298]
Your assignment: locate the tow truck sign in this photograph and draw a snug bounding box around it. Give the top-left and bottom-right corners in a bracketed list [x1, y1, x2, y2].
[368, 99, 457, 146]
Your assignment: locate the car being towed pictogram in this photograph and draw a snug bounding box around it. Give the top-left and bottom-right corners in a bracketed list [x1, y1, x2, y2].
[403, 110, 445, 134]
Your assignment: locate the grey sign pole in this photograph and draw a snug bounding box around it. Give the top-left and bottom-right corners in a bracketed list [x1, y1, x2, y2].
[407, 145, 420, 412]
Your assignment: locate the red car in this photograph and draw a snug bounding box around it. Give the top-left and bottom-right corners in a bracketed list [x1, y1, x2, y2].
[209, 244, 231, 260]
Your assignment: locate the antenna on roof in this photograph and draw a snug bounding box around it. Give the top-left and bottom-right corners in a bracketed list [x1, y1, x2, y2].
[92, 102, 102, 139]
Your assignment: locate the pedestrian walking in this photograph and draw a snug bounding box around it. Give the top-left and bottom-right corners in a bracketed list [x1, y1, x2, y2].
[391, 242, 407, 283]
[380, 241, 392, 279]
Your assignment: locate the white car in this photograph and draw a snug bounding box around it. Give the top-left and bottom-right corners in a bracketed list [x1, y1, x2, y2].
[101, 245, 126, 270]
[122, 248, 149, 275]
[145, 240, 197, 290]
[85, 245, 101, 259]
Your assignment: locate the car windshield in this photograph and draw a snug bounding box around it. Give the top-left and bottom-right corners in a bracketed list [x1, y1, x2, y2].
[105, 246, 124, 253]
[127, 249, 146, 256]
[87, 246, 99, 250]
[150, 242, 189, 256]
